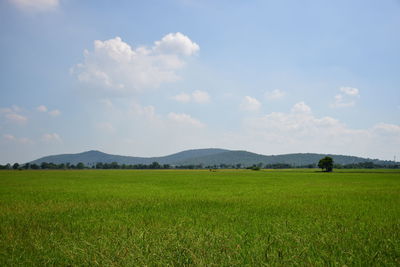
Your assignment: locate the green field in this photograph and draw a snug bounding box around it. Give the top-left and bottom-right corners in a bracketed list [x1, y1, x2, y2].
[1, 169, 399, 266]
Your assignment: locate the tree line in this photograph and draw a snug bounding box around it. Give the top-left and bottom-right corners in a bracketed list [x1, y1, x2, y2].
[0, 161, 398, 170]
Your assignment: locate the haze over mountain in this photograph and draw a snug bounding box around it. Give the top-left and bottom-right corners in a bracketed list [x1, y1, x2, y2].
[30, 149, 394, 167]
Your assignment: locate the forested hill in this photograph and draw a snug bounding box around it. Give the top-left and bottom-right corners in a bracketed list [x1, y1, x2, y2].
[29, 149, 395, 167]
[29, 149, 228, 166]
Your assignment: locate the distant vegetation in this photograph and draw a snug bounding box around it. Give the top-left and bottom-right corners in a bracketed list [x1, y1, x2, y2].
[22, 149, 399, 169]
[1, 161, 399, 170]
[2, 148, 398, 170]
[318, 156, 334, 172]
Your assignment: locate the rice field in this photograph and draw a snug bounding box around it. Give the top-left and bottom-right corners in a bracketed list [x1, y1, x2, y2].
[0, 169, 399, 266]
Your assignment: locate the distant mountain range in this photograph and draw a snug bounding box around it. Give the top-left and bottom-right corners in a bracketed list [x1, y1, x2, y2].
[29, 148, 395, 167]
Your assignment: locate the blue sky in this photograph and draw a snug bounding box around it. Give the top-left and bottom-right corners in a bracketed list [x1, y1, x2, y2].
[0, 0, 399, 163]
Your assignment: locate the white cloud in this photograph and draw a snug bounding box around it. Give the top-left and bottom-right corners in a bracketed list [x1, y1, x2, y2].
[172, 92, 191, 103]
[229, 102, 400, 159]
[171, 90, 210, 103]
[265, 89, 286, 100]
[331, 86, 360, 108]
[5, 113, 27, 124]
[42, 133, 62, 143]
[340, 87, 359, 96]
[1, 105, 21, 114]
[1, 107, 27, 124]
[240, 96, 261, 111]
[192, 90, 210, 103]
[168, 112, 204, 128]
[131, 103, 157, 119]
[3, 134, 33, 144]
[154, 32, 200, 56]
[96, 122, 115, 134]
[10, 0, 59, 12]
[333, 94, 355, 108]
[291, 101, 311, 113]
[36, 105, 60, 116]
[48, 109, 60, 117]
[247, 103, 343, 141]
[72, 33, 199, 94]
[37, 105, 48, 112]
[3, 134, 16, 142]
[373, 123, 400, 135]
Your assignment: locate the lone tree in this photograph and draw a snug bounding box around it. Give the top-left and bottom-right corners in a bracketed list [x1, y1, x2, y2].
[318, 156, 333, 172]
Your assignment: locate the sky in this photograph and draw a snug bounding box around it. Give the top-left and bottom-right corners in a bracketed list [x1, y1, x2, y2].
[0, 0, 399, 163]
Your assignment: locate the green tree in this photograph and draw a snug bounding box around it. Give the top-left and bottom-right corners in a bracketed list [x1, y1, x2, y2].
[23, 163, 30, 169]
[149, 162, 161, 169]
[12, 163, 20, 170]
[95, 162, 104, 169]
[76, 162, 85, 169]
[30, 164, 39, 170]
[318, 156, 333, 172]
[40, 162, 49, 169]
[110, 162, 120, 169]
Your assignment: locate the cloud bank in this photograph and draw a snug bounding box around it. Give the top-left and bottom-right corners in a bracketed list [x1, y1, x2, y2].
[265, 89, 286, 100]
[236, 102, 399, 159]
[240, 96, 261, 111]
[72, 33, 199, 94]
[10, 0, 59, 12]
[0, 106, 27, 124]
[331, 86, 360, 108]
[172, 90, 210, 103]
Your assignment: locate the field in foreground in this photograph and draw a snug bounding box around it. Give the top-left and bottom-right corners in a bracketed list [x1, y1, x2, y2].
[0, 169, 399, 266]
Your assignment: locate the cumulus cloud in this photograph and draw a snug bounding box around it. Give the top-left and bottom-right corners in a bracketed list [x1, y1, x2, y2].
[332, 94, 354, 107]
[37, 105, 48, 112]
[233, 102, 400, 159]
[10, 0, 59, 12]
[291, 101, 311, 113]
[36, 105, 60, 116]
[265, 89, 286, 100]
[5, 113, 27, 124]
[72, 33, 199, 94]
[48, 109, 60, 117]
[247, 102, 343, 141]
[240, 96, 261, 111]
[171, 90, 210, 103]
[168, 112, 204, 128]
[340, 87, 359, 96]
[172, 92, 191, 103]
[154, 32, 200, 56]
[373, 123, 400, 136]
[331, 86, 360, 108]
[0, 106, 27, 124]
[192, 90, 210, 103]
[3, 134, 33, 144]
[42, 133, 62, 143]
[104, 102, 205, 132]
[131, 103, 157, 120]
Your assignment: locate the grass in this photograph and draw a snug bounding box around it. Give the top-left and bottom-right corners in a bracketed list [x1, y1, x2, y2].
[0, 169, 399, 266]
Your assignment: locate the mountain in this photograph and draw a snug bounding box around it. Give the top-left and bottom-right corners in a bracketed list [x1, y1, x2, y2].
[29, 148, 229, 166]
[29, 148, 395, 167]
[175, 151, 392, 166]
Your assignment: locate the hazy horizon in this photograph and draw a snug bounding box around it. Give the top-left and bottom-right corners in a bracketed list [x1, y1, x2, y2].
[1, 0, 399, 164]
